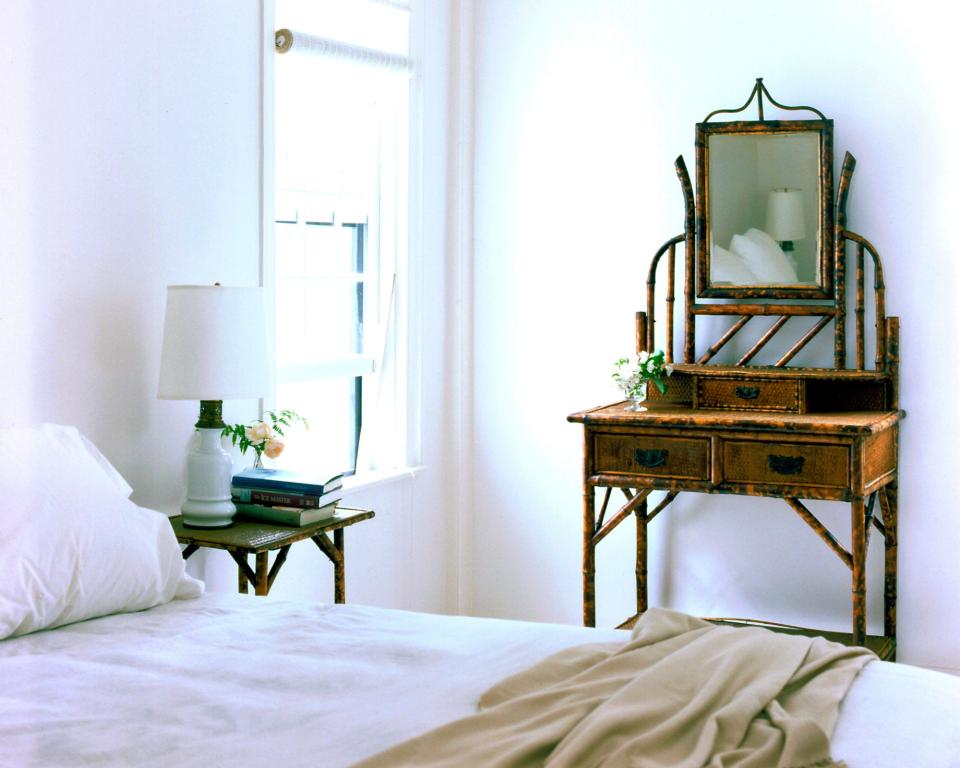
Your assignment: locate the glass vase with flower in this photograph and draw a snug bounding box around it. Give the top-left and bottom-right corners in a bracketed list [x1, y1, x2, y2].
[612, 351, 672, 412]
[221, 409, 308, 468]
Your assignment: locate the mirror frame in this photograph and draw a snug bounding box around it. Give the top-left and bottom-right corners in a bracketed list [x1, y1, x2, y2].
[695, 119, 834, 300]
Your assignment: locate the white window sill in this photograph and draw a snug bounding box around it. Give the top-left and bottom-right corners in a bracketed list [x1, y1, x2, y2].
[339, 465, 425, 497]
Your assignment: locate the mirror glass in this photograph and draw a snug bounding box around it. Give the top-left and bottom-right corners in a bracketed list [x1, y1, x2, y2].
[707, 132, 820, 286]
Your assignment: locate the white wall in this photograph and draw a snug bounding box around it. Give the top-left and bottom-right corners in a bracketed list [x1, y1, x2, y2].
[1, 0, 263, 505]
[469, 0, 960, 671]
[0, 0, 458, 616]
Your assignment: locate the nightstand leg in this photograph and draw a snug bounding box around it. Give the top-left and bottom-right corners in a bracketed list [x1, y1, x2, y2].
[238, 554, 249, 594]
[334, 528, 345, 604]
[255, 552, 269, 596]
[851, 497, 867, 646]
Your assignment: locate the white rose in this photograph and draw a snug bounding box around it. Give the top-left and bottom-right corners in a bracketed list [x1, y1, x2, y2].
[638, 351, 650, 364]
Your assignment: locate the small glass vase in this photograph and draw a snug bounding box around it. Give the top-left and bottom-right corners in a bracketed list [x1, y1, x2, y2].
[624, 381, 648, 412]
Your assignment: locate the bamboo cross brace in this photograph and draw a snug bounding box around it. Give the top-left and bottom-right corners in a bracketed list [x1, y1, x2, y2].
[646, 491, 679, 523]
[697, 315, 751, 364]
[266, 544, 292, 592]
[776, 315, 833, 367]
[737, 315, 790, 366]
[595, 487, 613, 534]
[784, 497, 853, 570]
[312, 532, 342, 567]
[228, 549, 259, 585]
[593, 489, 652, 546]
[863, 492, 877, 550]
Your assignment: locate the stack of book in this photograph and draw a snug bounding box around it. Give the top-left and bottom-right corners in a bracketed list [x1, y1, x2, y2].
[231, 468, 344, 526]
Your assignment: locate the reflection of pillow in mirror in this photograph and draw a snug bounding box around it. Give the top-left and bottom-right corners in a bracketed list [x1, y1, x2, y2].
[744, 227, 782, 252]
[729, 233, 798, 284]
[710, 244, 759, 284]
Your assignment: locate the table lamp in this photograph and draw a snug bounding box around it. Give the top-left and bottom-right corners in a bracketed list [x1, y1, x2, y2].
[766, 188, 806, 253]
[157, 285, 271, 527]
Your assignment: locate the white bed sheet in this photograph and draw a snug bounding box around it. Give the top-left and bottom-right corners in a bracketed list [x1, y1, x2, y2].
[1, 593, 958, 767]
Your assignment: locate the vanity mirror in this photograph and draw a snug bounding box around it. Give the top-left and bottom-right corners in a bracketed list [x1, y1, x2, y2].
[695, 82, 834, 299]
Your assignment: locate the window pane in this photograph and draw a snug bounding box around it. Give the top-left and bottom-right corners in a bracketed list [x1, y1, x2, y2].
[275, 220, 305, 277]
[276, 377, 360, 475]
[304, 223, 360, 277]
[276, 277, 361, 366]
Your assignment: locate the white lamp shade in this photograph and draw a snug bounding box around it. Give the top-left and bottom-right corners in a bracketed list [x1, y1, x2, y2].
[158, 285, 271, 400]
[766, 188, 806, 242]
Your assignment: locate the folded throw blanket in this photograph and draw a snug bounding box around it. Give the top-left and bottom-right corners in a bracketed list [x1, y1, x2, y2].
[353, 608, 875, 768]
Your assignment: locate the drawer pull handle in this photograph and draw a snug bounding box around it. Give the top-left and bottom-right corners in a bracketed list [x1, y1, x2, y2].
[768, 454, 805, 475]
[634, 449, 668, 468]
[736, 386, 760, 400]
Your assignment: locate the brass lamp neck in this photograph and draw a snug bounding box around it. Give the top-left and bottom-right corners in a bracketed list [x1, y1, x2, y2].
[196, 400, 225, 429]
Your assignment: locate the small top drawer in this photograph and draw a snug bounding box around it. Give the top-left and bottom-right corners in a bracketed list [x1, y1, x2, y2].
[698, 377, 800, 412]
[593, 433, 710, 481]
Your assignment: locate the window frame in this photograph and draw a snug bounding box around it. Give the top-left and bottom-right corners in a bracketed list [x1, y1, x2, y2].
[259, 0, 417, 480]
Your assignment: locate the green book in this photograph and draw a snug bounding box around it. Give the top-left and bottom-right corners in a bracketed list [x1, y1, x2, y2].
[235, 501, 339, 526]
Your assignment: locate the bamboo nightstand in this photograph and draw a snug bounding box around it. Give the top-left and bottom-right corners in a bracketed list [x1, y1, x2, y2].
[170, 508, 375, 602]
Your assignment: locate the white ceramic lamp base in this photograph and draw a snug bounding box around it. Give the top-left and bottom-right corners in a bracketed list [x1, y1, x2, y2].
[181, 427, 236, 528]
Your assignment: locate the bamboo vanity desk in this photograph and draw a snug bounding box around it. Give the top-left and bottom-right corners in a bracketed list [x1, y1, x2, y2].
[568, 81, 902, 660]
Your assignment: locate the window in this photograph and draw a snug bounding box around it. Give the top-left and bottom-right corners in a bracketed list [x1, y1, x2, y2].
[270, 0, 411, 476]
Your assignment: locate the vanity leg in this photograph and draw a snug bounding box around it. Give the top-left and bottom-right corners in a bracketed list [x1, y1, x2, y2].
[635, 497, 648, 617]
[851, 497, 867, 646]
[880, 482, 898, 658]
[583, 486, 596, 627]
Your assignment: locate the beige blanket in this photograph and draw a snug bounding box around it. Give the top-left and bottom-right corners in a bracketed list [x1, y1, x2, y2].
[353, 609, 875, 768]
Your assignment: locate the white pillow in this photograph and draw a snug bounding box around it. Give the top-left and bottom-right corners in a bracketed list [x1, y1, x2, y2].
[729, 231, 798, 284]
[0, 424, 203, 639]
[710, 243, 760, 284]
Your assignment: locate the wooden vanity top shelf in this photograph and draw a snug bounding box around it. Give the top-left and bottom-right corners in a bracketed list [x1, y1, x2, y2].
[568, 403, 904, 436]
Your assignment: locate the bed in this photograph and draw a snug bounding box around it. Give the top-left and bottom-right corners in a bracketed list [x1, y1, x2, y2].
[3, 425, 960, 767]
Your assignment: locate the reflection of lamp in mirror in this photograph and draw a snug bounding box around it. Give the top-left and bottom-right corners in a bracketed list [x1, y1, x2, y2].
[766, 188, 805, 253]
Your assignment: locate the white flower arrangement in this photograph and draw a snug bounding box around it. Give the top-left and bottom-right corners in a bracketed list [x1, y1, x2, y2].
[612, 350, 673, 398]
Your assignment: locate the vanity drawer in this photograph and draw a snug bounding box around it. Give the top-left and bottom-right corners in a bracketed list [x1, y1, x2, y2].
[593, 433, 710, 480]
[722, 440, 849, 488]
[698, 377, 800, 412]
